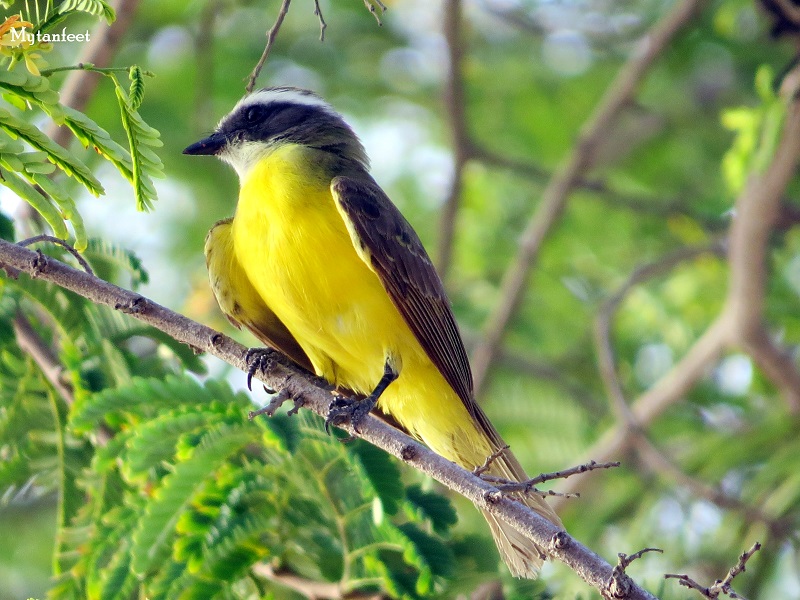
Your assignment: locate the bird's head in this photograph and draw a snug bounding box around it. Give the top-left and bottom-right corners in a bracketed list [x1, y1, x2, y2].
[183, 87, 368, 179]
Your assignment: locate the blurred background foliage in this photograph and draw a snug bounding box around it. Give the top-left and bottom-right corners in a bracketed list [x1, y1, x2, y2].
[1, 0, 800, 598]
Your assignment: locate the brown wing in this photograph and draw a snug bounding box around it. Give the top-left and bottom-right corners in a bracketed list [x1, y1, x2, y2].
[205, 218, 314, 373]
[331, 176, 475, 413]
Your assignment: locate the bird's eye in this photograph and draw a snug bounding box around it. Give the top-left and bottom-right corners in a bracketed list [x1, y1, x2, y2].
[245, 106, 266, 123]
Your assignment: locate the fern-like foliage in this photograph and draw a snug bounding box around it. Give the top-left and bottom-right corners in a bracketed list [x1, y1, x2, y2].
[57, 0, 116, 20]
[112, 71, 164, 212]
[0, 106, 103, 194]
[0, 22, 161, 247]
[33, 0, 116, 34]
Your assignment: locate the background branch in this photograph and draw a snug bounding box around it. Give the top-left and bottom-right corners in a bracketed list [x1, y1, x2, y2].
[469, 0, 708, 395]
[246, 0, 293, 93]
[436, 0, 469, 277]
[556, 68, 800, 503]
[12, 312, 73, 405]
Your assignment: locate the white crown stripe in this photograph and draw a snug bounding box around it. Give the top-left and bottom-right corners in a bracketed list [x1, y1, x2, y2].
[230, 89, 337, 121]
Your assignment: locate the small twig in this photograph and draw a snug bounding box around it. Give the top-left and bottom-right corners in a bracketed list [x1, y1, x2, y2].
[664, 542, 761, 600]
[361, 0, 385, 25]
[484, 485, 580, 500]
[607, 548, 663, 599]
[313, 0, 327, 41]
[246, 0, 293, 94]
[489, 460, 620, 494]
[619, 548, 663, 568]
[40, 63, 154, 77]
[12, 312, 73, 405]
[18, 235, 94, 275]
[472, 445, 509, 476]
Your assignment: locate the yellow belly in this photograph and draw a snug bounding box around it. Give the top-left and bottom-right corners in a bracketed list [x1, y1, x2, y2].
[231, 145, 491, 467]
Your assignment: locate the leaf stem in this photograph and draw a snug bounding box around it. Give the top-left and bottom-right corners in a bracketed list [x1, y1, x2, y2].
[39, 63, 154, 77]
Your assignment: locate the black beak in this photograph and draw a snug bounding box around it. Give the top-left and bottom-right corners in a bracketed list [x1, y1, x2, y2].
[183, 131, 228, 156]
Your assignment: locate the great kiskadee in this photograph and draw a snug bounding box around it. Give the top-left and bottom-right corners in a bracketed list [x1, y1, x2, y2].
[184, 87, 561, 578]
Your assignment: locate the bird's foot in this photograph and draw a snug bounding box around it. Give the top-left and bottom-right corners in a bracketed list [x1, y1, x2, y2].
[245, 347, 275, 392]
[324, 393, 378, 437]
[248, 389, 305, 419]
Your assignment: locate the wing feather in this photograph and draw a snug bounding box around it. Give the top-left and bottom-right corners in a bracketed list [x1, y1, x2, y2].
[330, 176, 475, 413]
[205, 218, 314, 373]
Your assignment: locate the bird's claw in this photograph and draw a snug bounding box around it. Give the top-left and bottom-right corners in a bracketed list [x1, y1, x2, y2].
[324, 394, 376, 437]
[245, 348, 273, 391]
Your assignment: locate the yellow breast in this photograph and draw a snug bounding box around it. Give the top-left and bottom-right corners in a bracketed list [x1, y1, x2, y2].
[231, 144, 410, 392]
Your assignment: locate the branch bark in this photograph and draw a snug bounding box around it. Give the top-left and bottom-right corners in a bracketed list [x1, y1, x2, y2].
[0, 239, 657, 600]
[469, 0, 708, 395]
[725, 74, 800, 412]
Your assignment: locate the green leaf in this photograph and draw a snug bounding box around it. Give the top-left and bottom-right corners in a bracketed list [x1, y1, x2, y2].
[397, 522, 454, 578]
[61, 106, 135, 184]
[0, 106, 103, 195]
[0, 69, 62, 116]
[128, 66, 145, 111]
[116, 327, 206, 374]
[129, 424, 261, 575]
[405, 485, 458, 533]
[0, 168, 67, 238]
[121, 404, 238, 481]
[200, 513, 273, 579]
[112, 76, 163, 212]
[30, 173, 87, 250]
[0, 212, 14, 242]
[70, 375, 247, 433]
[81, 237, 148, 287]
[349, 440, 404, 516]
[36, 0, 116, 31]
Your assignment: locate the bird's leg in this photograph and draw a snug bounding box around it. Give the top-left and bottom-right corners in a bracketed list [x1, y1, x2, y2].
[244, 347, 276, 392]
[325, 359, 398, 435]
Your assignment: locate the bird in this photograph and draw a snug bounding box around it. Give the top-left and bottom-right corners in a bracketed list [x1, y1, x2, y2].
[184, 86, 562, 578]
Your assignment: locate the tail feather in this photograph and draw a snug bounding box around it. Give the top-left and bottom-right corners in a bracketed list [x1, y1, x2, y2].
[473, 406, 562, 578]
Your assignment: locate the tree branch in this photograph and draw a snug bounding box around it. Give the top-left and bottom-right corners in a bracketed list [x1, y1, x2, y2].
[725, 72, 800, 413]
[469, 0, 708, 396]
[556, 64, 800, 503]
[12, 311, 73, 405]
[436, 0, 469, 277]
[193, 0, 222, 132]
[246, 0, 292, 94]
[0, 239, 657, 600]
[585, 241, 783, 529]
[665, 542, 761, 600]
[594, 242, 726, 427]
[252, 563, 385, 599]
[470, 145, 724, 230]
[554, 312, 730, 506]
